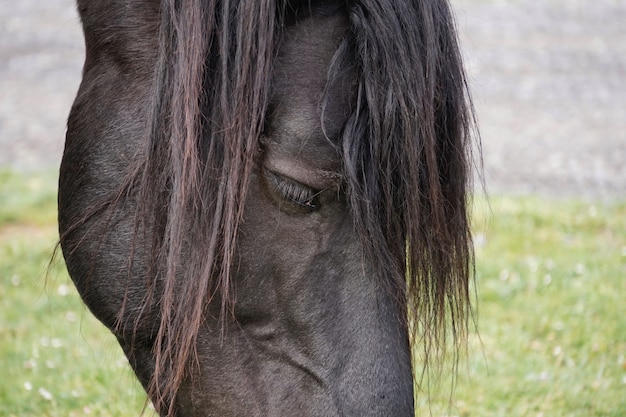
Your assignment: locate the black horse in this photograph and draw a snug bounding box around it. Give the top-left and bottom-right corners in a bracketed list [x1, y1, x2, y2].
[58, 0, 475, 415]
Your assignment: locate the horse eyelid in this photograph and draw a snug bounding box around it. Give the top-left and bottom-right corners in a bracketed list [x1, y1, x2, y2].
[263, 168, 319, 211]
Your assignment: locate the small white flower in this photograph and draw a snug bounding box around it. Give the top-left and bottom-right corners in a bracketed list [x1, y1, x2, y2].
[474, 233, 486, 248]
[11, 275, 21, 286]
[574, 263, 585, 275]
[65, 311, 77, 322]
[57, 284, 70, 296]
[543, 274, 552, 285]
[38, 387, 53, 401]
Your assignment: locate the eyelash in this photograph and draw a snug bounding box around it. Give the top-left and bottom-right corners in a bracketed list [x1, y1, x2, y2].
[264, 169, 319, 212]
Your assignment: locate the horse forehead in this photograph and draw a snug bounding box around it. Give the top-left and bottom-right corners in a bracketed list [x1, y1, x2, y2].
[269, 13, 350, 147]
[276, 11, 348, 92]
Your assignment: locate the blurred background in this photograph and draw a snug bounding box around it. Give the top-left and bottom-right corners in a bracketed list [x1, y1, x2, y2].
[1, 0, 624, 196]
[1, 0, 624, 415]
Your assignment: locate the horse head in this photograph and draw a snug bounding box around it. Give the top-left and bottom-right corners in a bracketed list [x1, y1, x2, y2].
[59, 0, 475, 415]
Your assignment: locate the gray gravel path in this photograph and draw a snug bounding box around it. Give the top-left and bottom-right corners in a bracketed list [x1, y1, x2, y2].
[1, 0, 624, 199]
[455, 0, 626, 199]
[0, 0, 82, 171]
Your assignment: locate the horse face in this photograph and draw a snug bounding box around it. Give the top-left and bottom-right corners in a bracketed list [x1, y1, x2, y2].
[56, 1, 479, 415]
[172, 13, 413, 416]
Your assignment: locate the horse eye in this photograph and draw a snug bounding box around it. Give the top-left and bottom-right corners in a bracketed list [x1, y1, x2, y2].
[263, 168, 319, 212]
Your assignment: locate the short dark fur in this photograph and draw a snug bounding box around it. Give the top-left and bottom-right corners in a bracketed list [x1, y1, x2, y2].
[59, 0, 476, 415]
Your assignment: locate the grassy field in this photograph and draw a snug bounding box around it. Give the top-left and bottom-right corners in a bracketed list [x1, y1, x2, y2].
[421, 197, 626, 416]
[0, 171, 155, 417]
[1, 170, 625, 416]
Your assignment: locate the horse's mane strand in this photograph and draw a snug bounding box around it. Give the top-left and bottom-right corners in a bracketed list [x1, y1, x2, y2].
[126, 0, 474, 413]
[136, 0, 277, 412]
[342, 0, 474, 391]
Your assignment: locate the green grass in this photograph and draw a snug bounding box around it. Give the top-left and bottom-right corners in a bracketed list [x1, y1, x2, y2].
[0, 171, 155, 417]
[1, 170, 624, 416]
[421, 197, 626, 416]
